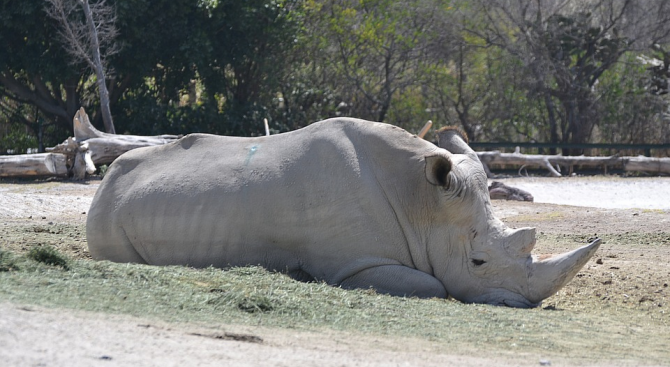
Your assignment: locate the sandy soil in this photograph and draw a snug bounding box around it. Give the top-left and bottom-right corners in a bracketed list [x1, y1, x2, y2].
[1, 176, 669, 366]
[1, 302, 536, 367]
[493, 176, 670, 209]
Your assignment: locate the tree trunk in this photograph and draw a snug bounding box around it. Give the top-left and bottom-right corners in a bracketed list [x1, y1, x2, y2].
[80, 0, 115, 134]
[544, 92, 559, 155]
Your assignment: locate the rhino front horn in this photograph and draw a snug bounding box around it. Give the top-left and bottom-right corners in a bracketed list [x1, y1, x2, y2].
[527, 238, 602, 303]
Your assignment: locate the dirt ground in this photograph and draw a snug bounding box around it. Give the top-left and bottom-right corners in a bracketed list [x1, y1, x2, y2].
[1, 176, 669, 366]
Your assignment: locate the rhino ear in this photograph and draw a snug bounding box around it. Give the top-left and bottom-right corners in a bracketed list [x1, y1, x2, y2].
[425, 154, 452, 187]
[437, 126, 479, 163]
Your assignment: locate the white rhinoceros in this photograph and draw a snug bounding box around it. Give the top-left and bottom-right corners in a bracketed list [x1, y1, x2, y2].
[87, 118, 600, 307]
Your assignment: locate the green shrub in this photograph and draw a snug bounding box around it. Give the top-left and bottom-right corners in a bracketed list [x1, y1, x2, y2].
[98, 164, 109, 178]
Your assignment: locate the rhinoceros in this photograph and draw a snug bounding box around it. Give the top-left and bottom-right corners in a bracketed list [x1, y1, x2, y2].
[87, 118, 600, 308]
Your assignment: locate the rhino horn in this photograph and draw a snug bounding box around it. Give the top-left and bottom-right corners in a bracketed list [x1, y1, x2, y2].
[527, 238, 601, 303]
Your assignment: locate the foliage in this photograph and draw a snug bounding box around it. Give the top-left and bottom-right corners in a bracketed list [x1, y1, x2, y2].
[0, 123, 38, 154]
[299, 0, 452, 125]
[97, 164, 109, 178]
[0, 0, 303, 145]
[597, 53, 670, 145]
[472, 0, 670, 152]
[1, 0, 670, 154]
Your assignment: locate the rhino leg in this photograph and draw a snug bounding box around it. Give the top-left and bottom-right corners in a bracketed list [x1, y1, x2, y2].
[87, 224, 147, 264]
[339, 265, 447, 298]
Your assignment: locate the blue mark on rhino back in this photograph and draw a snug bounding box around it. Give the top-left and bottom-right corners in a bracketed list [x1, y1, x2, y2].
[244, 145, 259, 166]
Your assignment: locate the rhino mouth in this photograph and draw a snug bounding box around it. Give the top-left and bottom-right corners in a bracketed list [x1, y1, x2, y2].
[501, 298, 540, 308]
[470, 290, 540, 308]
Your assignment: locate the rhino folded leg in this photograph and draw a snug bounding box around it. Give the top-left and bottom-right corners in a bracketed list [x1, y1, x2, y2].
[286, 268, 317, 283]
[339, 265, 447, 299]
[87, 226, 148, 264]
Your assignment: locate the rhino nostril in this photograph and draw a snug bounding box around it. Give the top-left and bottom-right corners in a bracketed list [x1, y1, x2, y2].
[472, 259, 486, 266]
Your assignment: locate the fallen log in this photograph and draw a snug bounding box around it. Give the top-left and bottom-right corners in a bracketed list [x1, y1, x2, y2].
[478, 150, 562, 177]
[474, 149, 666, 177]
[624, 156, 670, 175]
[1, 107, 179, 179]
[0, 153, 68, 177]
[49, 107, 180, 166]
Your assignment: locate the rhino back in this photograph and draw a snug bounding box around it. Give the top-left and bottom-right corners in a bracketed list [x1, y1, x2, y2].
[87, 118, 439, 283]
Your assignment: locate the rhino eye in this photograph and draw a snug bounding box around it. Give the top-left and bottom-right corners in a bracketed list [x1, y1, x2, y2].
[471, 259, 486, 266]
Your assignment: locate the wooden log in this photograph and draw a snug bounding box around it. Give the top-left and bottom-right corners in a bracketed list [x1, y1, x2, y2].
[0, 153, 68, 177]
[72, 107, 179, 142]
[83, 137, 173, 165]
[477, 151, 627, 177]
[477, 151, 562, 177]
[624, 156, 670, 174]
[47, 107, 180, 167]
[1, 107, 175, 179]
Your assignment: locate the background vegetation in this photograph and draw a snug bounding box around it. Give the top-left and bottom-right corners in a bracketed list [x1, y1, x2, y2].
[2, 0, 670, 154]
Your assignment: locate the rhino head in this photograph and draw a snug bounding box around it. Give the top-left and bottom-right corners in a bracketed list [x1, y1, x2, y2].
[425, 127, 600, 308]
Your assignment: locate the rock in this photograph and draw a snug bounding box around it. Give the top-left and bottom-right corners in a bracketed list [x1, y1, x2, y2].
[488, 181, 534, 202]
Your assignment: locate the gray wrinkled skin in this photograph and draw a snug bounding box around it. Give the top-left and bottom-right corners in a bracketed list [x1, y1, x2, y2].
[87, 118, 599, 307]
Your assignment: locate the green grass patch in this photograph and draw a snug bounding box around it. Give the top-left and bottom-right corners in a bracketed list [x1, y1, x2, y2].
[27, 246, 70, 270]
[0, 249, 667, 364]
[0, 249, 20, 272]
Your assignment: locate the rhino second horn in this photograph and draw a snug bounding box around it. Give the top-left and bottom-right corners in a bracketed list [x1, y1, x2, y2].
[506, 227, 536, 256]
[526, 238, 601, 303]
